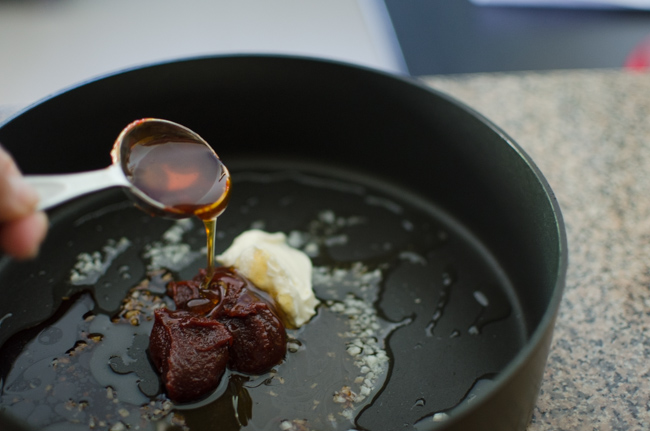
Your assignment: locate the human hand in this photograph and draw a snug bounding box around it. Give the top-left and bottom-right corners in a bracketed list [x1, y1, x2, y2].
[0, 145, 48, 259]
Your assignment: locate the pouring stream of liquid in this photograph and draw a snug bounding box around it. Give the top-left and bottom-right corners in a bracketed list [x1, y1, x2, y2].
[204, 218, 217, 276]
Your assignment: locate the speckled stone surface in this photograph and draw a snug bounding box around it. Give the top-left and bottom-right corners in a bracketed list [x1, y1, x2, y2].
[2, 69, 649, 430]
[422, 70, 650, 431]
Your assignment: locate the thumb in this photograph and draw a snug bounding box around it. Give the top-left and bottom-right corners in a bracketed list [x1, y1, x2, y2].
[0, 146, 40, 222]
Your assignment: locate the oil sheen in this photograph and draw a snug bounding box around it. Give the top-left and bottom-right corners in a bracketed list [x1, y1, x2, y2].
[0, 168, 526, 431]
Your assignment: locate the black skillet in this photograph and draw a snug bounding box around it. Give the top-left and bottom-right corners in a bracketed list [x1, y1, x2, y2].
[0, 55, 567, 431]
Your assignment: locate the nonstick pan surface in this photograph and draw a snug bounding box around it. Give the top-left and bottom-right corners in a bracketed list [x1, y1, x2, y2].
[0, 55, 567, 431]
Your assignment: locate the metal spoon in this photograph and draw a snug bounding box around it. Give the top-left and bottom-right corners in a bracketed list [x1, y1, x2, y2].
[24, 118, 231, 219]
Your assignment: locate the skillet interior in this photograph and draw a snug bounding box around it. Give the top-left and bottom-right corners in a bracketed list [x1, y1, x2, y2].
[0, 55, 566, 431]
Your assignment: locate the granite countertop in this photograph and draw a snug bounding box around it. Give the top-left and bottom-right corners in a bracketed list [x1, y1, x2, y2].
[2, 69, 648, 430]
[423, 69, 650, 431]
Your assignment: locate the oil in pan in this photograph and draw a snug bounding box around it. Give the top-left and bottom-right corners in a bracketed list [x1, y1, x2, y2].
[0, 163, 526, 431]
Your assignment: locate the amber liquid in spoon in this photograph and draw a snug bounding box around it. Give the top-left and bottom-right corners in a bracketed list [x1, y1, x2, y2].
[126, 138, 230, 278]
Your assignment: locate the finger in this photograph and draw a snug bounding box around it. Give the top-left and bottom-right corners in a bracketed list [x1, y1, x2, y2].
[0, 211, 48, 260]
[0, 146, 40, 222]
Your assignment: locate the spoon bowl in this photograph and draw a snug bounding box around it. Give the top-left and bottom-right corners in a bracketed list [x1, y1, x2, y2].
[25, 118, 230, 219]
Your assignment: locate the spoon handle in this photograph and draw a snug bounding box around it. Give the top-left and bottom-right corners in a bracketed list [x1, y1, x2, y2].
[24, 164, 129, 210]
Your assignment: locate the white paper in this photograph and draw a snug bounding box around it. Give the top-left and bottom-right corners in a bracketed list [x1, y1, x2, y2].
[0, 0, 406, 107]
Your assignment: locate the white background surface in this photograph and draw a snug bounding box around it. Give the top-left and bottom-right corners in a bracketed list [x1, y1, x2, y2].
[0, 0, 406, 108]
